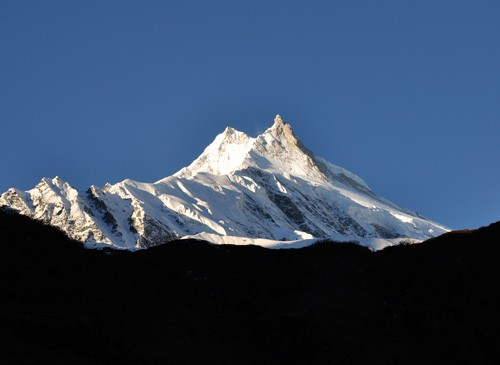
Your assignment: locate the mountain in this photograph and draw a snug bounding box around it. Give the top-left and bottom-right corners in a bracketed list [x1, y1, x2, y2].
[0, 115, 448, 249]
[1, 209, 499, 363]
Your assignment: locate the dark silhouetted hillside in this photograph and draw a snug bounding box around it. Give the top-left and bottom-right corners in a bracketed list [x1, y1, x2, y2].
[1, 209, 499, 364]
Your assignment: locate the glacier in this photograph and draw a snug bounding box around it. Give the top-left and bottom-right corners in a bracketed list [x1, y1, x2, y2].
[0, 115, 448, 250]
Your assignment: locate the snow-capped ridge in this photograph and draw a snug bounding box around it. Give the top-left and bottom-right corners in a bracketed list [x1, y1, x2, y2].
[173, 124, 255, 179]
[175, 114, 328, 183]
[0, 114, 450, 250]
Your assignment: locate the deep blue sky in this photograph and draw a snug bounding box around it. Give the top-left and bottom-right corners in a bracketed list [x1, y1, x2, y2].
[1, 1, 499, 229]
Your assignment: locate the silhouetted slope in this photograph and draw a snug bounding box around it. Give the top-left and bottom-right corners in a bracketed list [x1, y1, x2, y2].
[1, 210, 499, 364]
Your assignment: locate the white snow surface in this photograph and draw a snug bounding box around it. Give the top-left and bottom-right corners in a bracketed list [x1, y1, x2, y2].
[0, 115, 449, 250]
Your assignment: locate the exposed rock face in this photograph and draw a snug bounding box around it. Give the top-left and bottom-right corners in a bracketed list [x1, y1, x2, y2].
[0, 115, 448, 249]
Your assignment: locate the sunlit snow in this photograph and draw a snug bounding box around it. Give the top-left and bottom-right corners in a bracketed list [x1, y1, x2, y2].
[0, 115, 449, 250]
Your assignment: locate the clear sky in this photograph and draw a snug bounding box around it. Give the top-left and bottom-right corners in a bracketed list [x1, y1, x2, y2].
[1, 1, 499, 230]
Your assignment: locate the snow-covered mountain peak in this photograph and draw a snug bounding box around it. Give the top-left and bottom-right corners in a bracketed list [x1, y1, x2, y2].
[35, 176, 73, 193]
[1, 114, 450, 250]
[173, 124, 254, 179]
[174, 115, 324, 182]
[221, 126, 251, 143]
[247, 115, 327, 183]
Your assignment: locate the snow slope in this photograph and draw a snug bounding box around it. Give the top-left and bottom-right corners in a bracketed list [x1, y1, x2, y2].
[0, 115, 449, 250]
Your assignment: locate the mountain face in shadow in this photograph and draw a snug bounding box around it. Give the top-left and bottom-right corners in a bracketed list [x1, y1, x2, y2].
[1, 209, 499, 364]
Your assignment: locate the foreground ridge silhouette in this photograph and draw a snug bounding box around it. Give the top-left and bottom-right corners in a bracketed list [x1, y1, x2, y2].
[1, 209, 499, 363]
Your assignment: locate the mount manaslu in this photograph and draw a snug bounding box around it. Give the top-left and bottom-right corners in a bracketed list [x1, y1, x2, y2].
[1, 115, 448, 250]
